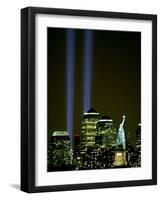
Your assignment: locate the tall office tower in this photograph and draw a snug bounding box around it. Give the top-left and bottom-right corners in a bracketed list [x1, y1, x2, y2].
[80, 108, 100, 148]
[96, 116, 117, 149]
[135, 123, 141, 166]
[113, 115, 127, 167]
[48, 131, 72, 171]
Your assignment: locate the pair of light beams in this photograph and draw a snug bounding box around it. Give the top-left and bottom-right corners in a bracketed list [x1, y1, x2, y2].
[66, 29, 93, 140]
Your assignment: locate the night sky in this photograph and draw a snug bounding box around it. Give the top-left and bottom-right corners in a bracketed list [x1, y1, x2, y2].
[48, 28, 141, 145]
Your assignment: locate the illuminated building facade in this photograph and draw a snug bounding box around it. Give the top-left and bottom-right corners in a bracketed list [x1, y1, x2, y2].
[81, 108, 100, 148]
[80, 147, 115, 169]
[48, 113, 141, 171]
[48, 131, 72, 171]
[96, 116, 117, 149]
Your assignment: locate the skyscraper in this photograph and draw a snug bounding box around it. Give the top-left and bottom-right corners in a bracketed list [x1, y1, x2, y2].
[96, 116, 117, 149]
[48, 131, 72, 171]
[80, 108, 100, 148]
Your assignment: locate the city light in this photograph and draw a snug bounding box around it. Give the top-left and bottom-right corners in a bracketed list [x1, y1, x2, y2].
[48, 108, 141, 171]
[83, 30, 93, 112]
[66, 29, 75, 141]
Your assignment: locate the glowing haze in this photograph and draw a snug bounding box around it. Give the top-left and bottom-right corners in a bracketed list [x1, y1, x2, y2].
[83, 30, 93, 112]
[66, 29, 75, 140]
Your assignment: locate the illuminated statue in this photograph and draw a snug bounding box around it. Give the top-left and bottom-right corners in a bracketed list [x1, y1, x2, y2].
[117, 115, 126, 150]
[113, 115, 127, 167]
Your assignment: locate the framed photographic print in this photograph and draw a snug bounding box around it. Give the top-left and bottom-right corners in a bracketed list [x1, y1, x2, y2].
[21, 7, 157, 193]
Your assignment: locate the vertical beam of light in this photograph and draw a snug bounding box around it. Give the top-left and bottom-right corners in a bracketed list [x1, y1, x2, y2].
[83, 30, 93, 112]
[66, 29, 75, 142]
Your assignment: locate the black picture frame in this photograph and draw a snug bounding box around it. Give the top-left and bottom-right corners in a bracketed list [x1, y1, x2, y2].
[21, 6, 157, 193]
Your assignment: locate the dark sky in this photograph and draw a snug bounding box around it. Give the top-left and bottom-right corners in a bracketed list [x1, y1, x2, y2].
[48, 28, 141, 145]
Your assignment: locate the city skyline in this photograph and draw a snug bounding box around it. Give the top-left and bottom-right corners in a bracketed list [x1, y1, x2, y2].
[48, 109, 141, 171]
[48, 28, 141, 146]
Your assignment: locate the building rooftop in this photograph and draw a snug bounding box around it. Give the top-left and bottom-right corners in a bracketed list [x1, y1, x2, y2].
[84, 108, 100, 115]
[101, 116, 113, 121]
[98, 116, 113, 122]
[52, 131, 69, 137]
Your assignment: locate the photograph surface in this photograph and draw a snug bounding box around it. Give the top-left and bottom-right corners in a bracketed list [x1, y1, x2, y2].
[47, 28, 141, 172]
